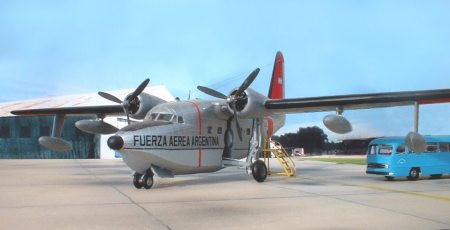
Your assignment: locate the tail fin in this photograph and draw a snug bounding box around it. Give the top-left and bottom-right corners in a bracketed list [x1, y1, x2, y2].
[268, 51, 285, 99]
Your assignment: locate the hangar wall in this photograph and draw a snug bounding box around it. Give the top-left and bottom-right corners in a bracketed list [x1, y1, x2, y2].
[0, 116, 100, 159]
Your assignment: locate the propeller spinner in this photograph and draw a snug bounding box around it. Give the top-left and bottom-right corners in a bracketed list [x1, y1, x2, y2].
[197, 68, 260, 141]
[98, 79, 150, 124]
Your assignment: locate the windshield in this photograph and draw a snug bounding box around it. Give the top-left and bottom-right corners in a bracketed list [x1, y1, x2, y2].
[146, 112, 184, 124]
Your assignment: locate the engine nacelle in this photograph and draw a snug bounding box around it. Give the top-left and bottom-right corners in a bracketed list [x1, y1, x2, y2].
[129, 93, 166, 120]
[233, 88, 267, 119]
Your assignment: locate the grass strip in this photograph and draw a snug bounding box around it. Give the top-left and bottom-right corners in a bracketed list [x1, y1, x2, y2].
[307, 158, 366, 165]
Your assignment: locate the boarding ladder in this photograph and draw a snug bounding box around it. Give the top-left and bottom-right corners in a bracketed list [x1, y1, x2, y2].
[263, 139, 296, 177]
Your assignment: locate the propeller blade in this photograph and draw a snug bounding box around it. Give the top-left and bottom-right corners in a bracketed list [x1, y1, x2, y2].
[236, 68, 260, 95]
[231, 103, 243, 141]
[129, 78, 150, 101]
[98, 92, 122, 104]
[197, 86, 227, 99]
[124, 108, 131, 125]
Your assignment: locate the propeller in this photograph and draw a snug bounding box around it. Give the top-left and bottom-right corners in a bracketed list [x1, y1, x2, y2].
[197, 68, 260, 141]
[98, 78, 150, 124]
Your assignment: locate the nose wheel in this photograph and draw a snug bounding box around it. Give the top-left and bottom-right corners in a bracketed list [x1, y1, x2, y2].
[251, 160, 268, 182]
[133, 169, 154, 189]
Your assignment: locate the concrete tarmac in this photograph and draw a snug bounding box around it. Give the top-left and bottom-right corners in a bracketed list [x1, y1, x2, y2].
[0, 158, 449, 230]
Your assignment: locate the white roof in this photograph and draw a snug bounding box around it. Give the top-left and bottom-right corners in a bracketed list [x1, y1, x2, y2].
[0, 85, 174, 117]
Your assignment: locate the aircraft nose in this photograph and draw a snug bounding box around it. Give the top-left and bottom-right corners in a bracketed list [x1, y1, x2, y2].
[107, 135, 124, 150]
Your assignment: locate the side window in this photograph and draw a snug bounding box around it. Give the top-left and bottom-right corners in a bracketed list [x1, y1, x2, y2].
[40, 125, 51, 136]
[20, 126, 31, 138]
[246, 128, 251, 135]
[396, 145, 406, 154]
[0, 125, 10, 138]
[217, 127, 223, 135]
[379, 145, 393, 155]
[425, 143, 438, 153]
[151, 113, 158, 120]
[439, 143, 450, 152]
[207, 126, 212, 134]
[178, 116, 184, 123]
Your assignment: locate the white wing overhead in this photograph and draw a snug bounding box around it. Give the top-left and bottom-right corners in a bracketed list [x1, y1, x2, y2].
[2, 85, 174, 117]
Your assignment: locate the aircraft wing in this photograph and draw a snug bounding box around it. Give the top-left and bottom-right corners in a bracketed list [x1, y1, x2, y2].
[265, 88, 450, 113]
[10, 105, 124, 116]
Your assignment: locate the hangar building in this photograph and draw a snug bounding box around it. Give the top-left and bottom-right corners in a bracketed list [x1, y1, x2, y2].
[0, 86, 174, 159]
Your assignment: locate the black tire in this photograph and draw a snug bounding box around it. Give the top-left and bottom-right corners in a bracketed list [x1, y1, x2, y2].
[430, 174, 442, 179]
[133, 172, 143, 189]
[407, 168, 420, 181]
[251, 160, 267, 183]
[142, 169, 154, 189]
[384, 176, 394, 181]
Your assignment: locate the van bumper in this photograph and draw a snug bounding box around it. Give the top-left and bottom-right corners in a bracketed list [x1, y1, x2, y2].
[366, 170, 390, 175]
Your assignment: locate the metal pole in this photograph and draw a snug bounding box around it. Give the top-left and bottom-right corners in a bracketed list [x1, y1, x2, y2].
[414, 102, 419, 133]
[51, 114, 66, 137]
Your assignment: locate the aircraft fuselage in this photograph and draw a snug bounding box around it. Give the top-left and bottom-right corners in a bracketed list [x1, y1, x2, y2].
[112, 99, 282, 176]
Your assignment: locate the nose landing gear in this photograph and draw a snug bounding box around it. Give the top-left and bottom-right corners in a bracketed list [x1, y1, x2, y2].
[251, 160, 268, 182]
[133, 169, 154, 189]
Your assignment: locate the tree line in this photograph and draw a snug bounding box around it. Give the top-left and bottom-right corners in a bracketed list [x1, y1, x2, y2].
[272, 126, 339, 154]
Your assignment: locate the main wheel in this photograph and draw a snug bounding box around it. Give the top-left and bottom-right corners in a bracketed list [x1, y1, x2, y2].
[407, 168, 420, 181]
[133, 172, 143, 189]
[142, 169, 154, 189]
[251, 160, 267, 183]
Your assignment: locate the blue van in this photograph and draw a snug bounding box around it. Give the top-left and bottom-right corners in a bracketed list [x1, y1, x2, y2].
[366, 136, 450, 180]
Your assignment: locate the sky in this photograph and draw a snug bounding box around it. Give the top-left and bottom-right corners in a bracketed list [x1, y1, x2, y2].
[1, 0, 450, 140]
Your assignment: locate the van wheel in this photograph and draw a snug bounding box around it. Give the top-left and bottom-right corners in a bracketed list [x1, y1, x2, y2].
[407, 168, 420, 181]
[430, 174, 442, 179]
[384, 176, 394, 181]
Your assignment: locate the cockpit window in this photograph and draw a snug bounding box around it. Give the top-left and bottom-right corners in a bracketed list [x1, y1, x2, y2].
[146, 112, 184, 124]
[150, 113, 158, 120]
[146, 109, 184, 124]
[157, 113, 174, 122]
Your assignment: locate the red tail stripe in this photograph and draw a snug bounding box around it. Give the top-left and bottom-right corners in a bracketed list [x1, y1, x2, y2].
[268, 51, 285, 99]
[187, 101, 202, 168]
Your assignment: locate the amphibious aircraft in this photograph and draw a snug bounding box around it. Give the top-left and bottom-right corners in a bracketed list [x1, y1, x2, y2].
[11, 52, 450, 189]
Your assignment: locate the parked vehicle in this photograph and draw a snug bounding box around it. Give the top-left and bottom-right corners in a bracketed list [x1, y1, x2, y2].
[366, 136, 450, 180]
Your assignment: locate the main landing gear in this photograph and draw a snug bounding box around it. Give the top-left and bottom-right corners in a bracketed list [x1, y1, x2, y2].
[133, 169, 154, 189]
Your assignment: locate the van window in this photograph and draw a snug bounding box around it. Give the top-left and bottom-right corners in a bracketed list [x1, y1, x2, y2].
[368, 145, 377, 155]
[396, 145, 406, 154]
[439, 143, 450, 152]
[379, 145, 393, 155]
[426, 143, 438, 153]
